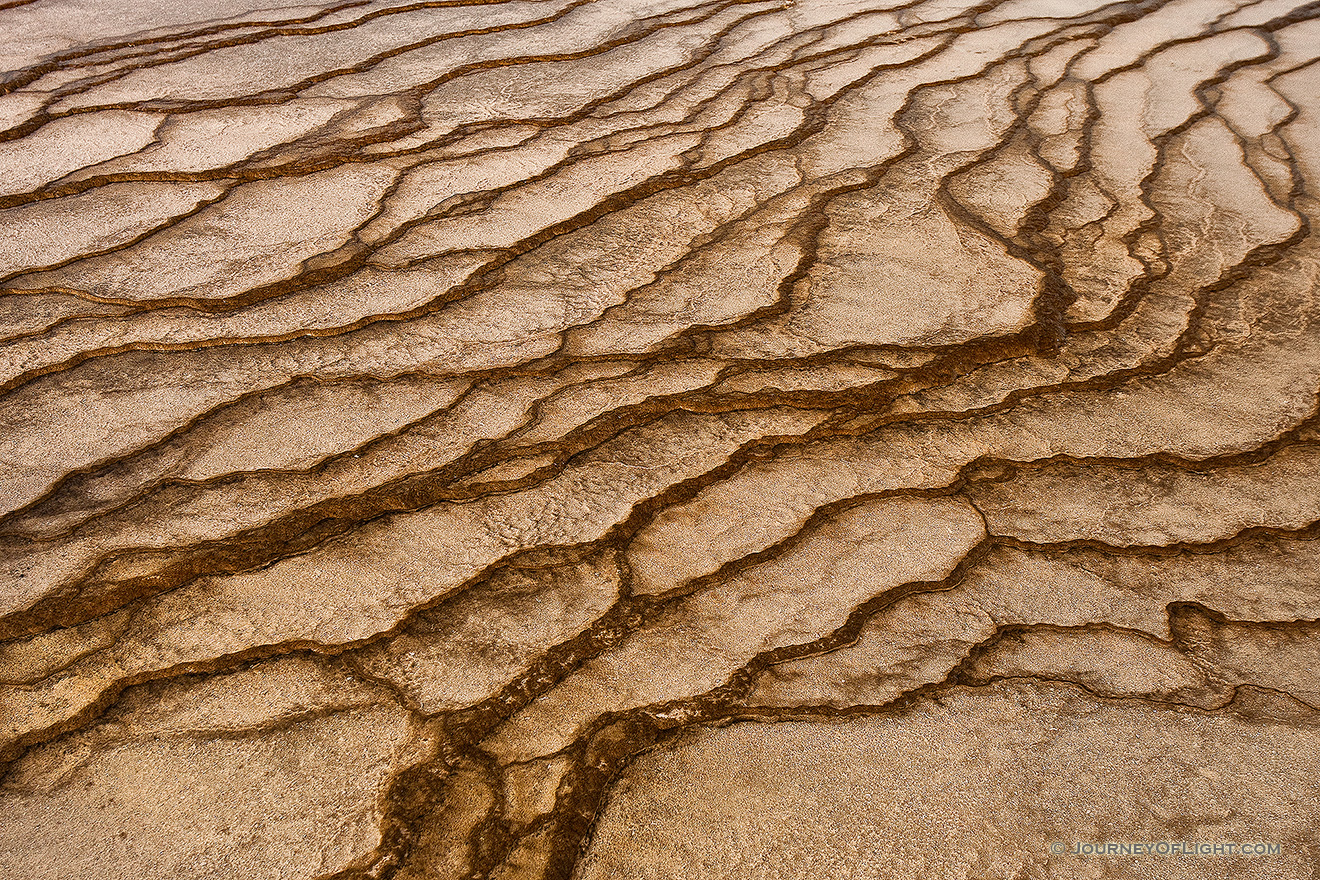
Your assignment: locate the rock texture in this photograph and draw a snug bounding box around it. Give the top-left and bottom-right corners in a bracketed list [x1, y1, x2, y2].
[1, 0, 1318, 877]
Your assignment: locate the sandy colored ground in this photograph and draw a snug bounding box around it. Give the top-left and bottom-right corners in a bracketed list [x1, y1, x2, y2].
[1, 0, 1319, 877]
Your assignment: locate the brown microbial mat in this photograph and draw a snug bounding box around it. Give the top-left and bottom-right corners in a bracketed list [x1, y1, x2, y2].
[1, 0, 1318, 877]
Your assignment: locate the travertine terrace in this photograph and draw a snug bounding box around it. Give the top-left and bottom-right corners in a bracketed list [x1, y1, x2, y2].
[0, 0, 1318, 877]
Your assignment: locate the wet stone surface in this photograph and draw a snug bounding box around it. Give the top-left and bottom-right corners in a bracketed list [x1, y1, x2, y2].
[1, 0, 1319, 877]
